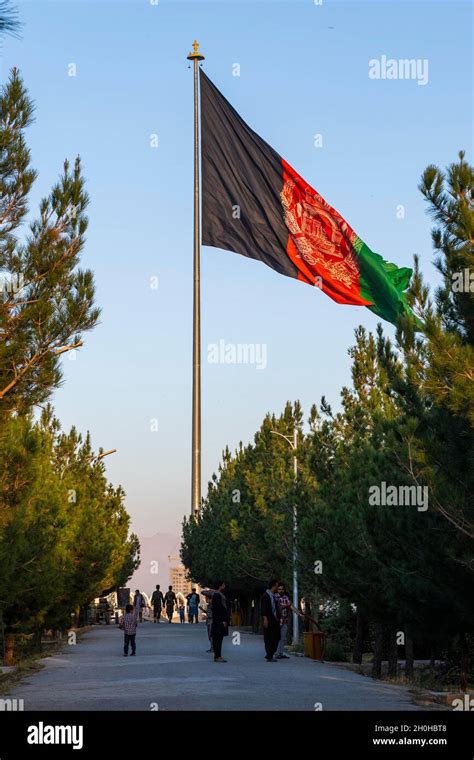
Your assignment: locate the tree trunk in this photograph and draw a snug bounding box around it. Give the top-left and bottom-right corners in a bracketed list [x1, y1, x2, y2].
[246, 595, 254, 627]
[405, 626, 414, 680]
[388, 628, 398, 678]
[352, 609, 365, 664]
[34, 628, 42, 652]
[252, 597, 262, 633]
[459, 632, 469, 693]
[371, 622, 384, 679]
[4, 633, 14, 666]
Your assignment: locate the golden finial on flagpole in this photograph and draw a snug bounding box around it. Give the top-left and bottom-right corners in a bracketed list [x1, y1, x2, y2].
[187, 39, 205, 62]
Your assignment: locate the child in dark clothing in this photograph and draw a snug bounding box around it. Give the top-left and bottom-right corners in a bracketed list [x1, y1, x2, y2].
[120, 603, 138, 656]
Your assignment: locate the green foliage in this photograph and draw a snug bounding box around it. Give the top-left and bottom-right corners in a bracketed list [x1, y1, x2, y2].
[0, 69, 139, 655]
[0, 2, 20, 38]
[182, 401, 310, 596]
[319, 602, 355, 663]
[0, 409, 140, 636]
[0, 69, 100, 417]
[388, 152, 474, 542]
[419, 150, 474, 342]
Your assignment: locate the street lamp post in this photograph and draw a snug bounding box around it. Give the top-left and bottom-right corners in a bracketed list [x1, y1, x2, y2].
[270, 428, 299, 646]
[86, 449, 117, 463]
[95, 449, 117, 461]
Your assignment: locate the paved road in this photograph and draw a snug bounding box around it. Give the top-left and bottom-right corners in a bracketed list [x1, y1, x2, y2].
[7, 623, 422, 711]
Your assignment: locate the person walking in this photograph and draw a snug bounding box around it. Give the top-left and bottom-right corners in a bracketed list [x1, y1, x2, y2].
[133, 589, 146, 623]
[302, 597, 312, 633]
[200, 589, 214, 653]
[178, 602, 185, 623]
[261, 579, 281, 662]
[164, 586, 177, 623]
[186, 588, 200, 624]
[119, 604, 138, 657]
[276, 582, 291, 659]
[211, 580, 230, 662]
[150, 584, 164, 623]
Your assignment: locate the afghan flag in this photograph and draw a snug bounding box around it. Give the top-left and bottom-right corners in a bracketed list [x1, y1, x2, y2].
[200, 70, 415, 327]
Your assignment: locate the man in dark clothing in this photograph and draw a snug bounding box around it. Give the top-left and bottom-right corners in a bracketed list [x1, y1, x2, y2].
[133, 589, 146, 623]
[164, 586, 177, 623]
[151, 584, 164, 623]
[302, 598, 312, 633]
[186, 588, 200, 623]
[261, 579, 281, 662]
[211, 580, 230, 662]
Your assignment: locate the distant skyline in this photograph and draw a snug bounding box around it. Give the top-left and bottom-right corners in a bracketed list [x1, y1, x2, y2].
[3, 0, 472, 537]
[129, 530, 181, 595]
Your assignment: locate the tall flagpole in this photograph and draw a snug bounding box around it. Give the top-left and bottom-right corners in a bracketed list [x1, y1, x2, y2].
[187, 40, 204, 519]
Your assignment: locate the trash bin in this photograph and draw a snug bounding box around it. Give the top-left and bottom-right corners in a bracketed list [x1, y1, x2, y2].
[231, 611, 242, 627]
[304, 631, 326, 661]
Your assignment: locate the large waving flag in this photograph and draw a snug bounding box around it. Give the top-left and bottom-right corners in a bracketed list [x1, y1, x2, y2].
[200, 70, 414, 327]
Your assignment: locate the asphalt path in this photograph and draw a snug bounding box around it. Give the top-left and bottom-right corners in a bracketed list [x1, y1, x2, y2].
[5, 622, 422, 711]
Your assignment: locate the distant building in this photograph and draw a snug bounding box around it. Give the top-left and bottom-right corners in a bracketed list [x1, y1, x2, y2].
[168, 555, 197, 597]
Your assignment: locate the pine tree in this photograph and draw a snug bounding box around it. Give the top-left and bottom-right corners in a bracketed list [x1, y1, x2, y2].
[181, 402, 309, 622]
[0, 69, 100, 417]
[388, 153, 474, 541]
[0, 410, 140, 659]
[0, 67, 140, 661]
[420, 150, 474, 342]
[0, 1, 20, 39]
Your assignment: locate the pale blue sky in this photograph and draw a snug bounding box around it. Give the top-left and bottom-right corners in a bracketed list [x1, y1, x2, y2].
[3, 0, 472, 535]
